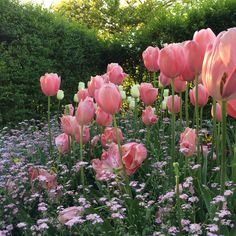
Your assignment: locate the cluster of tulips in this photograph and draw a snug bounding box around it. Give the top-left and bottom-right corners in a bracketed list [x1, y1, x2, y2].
[36, 27, 236, 230]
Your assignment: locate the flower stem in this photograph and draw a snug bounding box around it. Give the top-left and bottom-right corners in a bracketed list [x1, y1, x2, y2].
[113, 115, 132, 198]
[195, 74, 200, 164]
[47, 96, 52, 156]
[220, 100, 227, 194]
[212, 99, 217, 160]
[185, 82, 189, 127]
[80, 125, 85, 193]
[171, 79, 176, 163]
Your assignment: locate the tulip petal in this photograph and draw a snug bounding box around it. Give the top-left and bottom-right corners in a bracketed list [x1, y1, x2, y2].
[222, 67, 236, 100]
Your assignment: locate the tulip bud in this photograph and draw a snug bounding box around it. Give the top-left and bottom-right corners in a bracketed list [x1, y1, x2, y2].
[57, 90, 64, 100]
[78, 82, 85, 90]
[163, 89, 169, 98]
[74, 94, 79, 103]
[127, 96, 132, 103]
[129, 100, 135, 110]
[131, 84, 140, 98]
[120, 91, 126, 100]
[161, 98, 167, 110]
[118, 85, 124, 92]
[158, 81, 164, 88]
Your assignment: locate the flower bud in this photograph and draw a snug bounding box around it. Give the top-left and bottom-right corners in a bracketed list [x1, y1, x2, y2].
[78, 82, 85, 90]
[120, 91, 126, 100]
[73, 94, 79, 103]
[127, 96, 132, 103]
[163, 89, 169, 98]
[118, 85, 124, 92]
[161, 98, 167, 110]
[130, 84, 140, 98]
[57, 90, 64, 100]
[129, 100, 135, 110]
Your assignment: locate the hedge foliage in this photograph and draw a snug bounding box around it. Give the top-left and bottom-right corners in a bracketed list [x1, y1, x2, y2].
[0, 0, 108, 125]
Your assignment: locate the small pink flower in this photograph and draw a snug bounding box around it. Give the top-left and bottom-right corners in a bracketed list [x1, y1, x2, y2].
[55, 133, 69, 154]
[61, 115, 78, 136]
[142, 46, 160, 72]
[174, 75, 186, 93]
[142, 106, 158, 125]
[107, 63, 127, 85]
[77, 89, 89, 102]
[101, 127, 123, 147]
[40, 73, 61, 96]
[166, 95, 181, 113]
[64, 104, 74, 116]
[179, 128, 196, 157]
[91, 135, 100, 146]
[139, 83, 158, 105]
[159, 72, 171, 87]
[96, 107, 113, 126]
[58, 206, 84, 224]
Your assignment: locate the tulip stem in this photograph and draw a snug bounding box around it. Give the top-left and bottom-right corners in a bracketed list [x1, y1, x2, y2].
[153, 72, 157, 88]
[171, 79, 176, 163]
[180, 92, 182, 130]
[212, 99, 217, 160]
[195, 74, 200, 164]
[47, 96, 52, 156]
[185, 82, 189, 127]
[220, 100, 227, 195]
[57, 100, 61, 127]
[80, 125, 85, 193]
[113, 115, 132, 198]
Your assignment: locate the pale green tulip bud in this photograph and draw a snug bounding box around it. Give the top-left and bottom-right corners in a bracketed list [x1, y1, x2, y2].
[118, 85, 124, 92]
[78, 82, 85, 90]
[73, 94, 79, 103]
[163, 89, 169, 98]
[129, 100, 135, 110]
[57, 90, 64, 100]
[120, 91, 126, 100]
[131, 84, 140, 98]
[161, 98, 167, 110]
[158, 81, 164, 88]
[127, 96, 132, 103]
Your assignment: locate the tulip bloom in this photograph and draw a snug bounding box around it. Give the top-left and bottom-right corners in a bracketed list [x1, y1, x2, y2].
[58, 206, 84, 224]
[174, 75, 186, 93]
[202, 28, 236, 101]
[75, 126, 90, 144]
[64, 104, 74, 116]
[189, 84, 208, 107]
[227, 98, 236, 119]
[96, 107, 113, 127]
[159, 72, 171, 87]
[158, 43, 185, 78]
[88, 76, 105, 97]
[29, 167, 57, 190]
[211, 102, 222, 122]
[91, 144, 122, 180]
[77, 89, 89, 102]
[142, 46, 160, 72]
[139, 83, 158, 105]
[101, 127, 123, 147]
[107, 63, 127, 85]
[122, 142, 147, 176]
[179, 128, 196, 157]
[40, 73, 61, 96]
[166, 95, 181, 113]
[61, 115, 78, 136]
[75, 97, 95, 125]
[142, 106, 158, 125]
[95, 83, 122, 114]
[55, 133, 69, 154]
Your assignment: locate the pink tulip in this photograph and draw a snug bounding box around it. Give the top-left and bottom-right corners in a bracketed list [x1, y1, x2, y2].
[75, 126, 90, 144]
[95, 83, 122, 114]
[174, 75, 186, 93]
[75, 97, 95, 125]
[40, 73, 61, 96]
[142, 106, 158, 125]
[211, 102, 222, 122]
[179, 128, 196, 157]
[77, 89, 89, 102]
[139, 83, 158, 105]
[64, 104, 74, 116]
[227, 98, 236, 119]
[166, 95, 181, 113]
[91, 135, 100, 146]
[58, 206, 84, 224]
[159, 72, 171, 87]
[55, 133, 69, 154]
[88, 75, 105, 97]
[158, 43, 185, 78]
[202, 28, 236, 101]
[202, 145, 209, 158]
[101, 73, 110, 83]
[189, 84, 208, 107]
[29, 167, 57, 190]
[184, 40, 203, 74]
[107, 63, 127, 85]
[142, 46, 160, 72]
[91, 144, 122, 181]
[193, 28, 216, 60]
[122, 142, 147, 176]
[96, 107, 113, 127]
[61, 115, 78, 136]
[101, 127, 123, 147]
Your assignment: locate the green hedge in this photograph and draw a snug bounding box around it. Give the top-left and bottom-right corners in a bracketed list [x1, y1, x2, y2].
[0, 0, 108, 125]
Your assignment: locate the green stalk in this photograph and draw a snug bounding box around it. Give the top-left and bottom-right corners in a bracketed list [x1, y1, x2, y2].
[180, 92, 182, 130]
[195, 74, 200, 163]
[212, 99, 217, 160]
[134, 98, 138, 130]
[153, 72, 157, 87]
[220, 100, 227, 194]
[80, 125, 85, 192]
[113, 115, 132, 197]
[185, 82, 189, 127]
[57, 100, 61, 126]
[171, 79, 176, 163]
[47, 96, 52, 156]
[200, 107, 203, 131]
